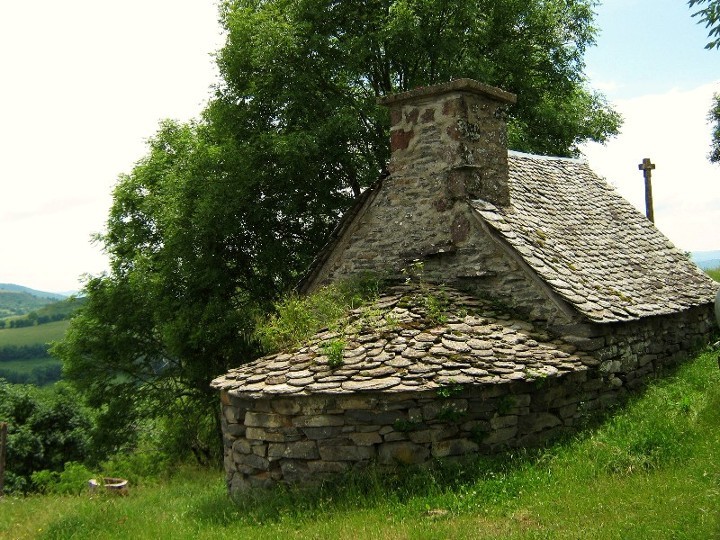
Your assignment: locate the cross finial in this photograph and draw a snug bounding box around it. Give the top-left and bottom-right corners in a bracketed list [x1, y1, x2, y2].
[637, 158, 655, 223]
[638, 158, 655, 172]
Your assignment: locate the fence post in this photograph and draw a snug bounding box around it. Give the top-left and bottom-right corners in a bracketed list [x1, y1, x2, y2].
[0, 422, 7, 497]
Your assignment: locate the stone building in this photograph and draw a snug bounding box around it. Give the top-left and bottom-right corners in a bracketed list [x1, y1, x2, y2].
[212, 79, 718, 493]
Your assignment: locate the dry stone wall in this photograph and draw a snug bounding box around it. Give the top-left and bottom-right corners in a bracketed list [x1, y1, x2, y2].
[215, 286, 716, 494]
[559, 305, 716, 392]
[220, 372, 593, 491]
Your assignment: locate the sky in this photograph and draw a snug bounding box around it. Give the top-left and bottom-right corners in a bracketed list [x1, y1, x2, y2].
[1, 1, 718, 294]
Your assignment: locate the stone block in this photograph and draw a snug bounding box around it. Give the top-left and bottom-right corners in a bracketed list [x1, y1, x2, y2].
[235, 452, 269, 471]
[225, 422, 245, 438]
[245, 412, 287, 428]
[519, 413, 561, 434]
[490, 415, 517, 429]
[223, 406, 242, 424]
[483, 426, 517, 445]
[292, 415, 345, 427]
[280, 460, 349, 483]
[345, 409, 405, 425]
[232, 439, 252, 455]
[349, 432, 382, 446]
[302, 426, 343, 440]
[408, 430, 434, 444]
[319, 445, 376, 462]
[272, 399, 302, 415]
[430, 424, 460, 440]
[252, 444, 267, 457]
[431, 438, 479, 458]
[378, 442, 430, 465]
[267, 441, 319, 460]
[337, 396, 379, 410]
[245, 427, 287, 442]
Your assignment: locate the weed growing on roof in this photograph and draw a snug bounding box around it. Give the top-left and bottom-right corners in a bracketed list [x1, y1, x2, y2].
[401, 260, 450, 324]
[256, 273, 382, 353]
[322, 338, 346, 369]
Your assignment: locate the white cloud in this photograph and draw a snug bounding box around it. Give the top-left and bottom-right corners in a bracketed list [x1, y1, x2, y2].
[582, 82, 720, 252]
[0, 1, 224, 293]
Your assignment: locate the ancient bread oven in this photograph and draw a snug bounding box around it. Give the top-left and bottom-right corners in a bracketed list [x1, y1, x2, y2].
[213, 79, 718, 493]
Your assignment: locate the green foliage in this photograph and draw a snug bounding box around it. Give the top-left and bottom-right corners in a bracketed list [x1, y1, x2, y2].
[256, 275, 382, 353]
[436, 383, 464, 398]
[689, 0, 720, 49]
[705, 266, 720, 281]
[2, 350, 720, 538]
[393, 419, 422, 432]
[217, 0, 619, 160]
[0, 359, 62, 386]
[708, 93, 720, 163]
[0, 319, 69, 347]
[55, 0, 620, 468]
[0, 381, 94, 494]
[0, 288, 61, 319]
[497, 395, 516, 415]
[437, 404, 466, 423]
[321, 338, 346, 368]
[31, 462, 96, 495]
[402, 261, 451, 324]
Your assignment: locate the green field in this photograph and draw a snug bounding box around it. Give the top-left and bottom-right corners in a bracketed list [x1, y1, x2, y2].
[0, 321, 69, 384]
[2, 348, 719, 539]
[0, 290, 60, 319]
[0, 320, 70, 347]
[0, 357, 60, 374]
[707, 267, 720, 282]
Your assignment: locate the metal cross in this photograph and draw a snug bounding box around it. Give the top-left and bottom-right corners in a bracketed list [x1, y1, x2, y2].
[638, 158, 655, 223]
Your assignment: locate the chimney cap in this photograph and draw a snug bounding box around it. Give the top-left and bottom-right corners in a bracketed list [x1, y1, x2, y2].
[377, 78, 517, 107]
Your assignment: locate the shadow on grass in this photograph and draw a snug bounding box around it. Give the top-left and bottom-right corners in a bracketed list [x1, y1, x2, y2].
[188, 451, 545, 528]
[189, 348, 720, 528]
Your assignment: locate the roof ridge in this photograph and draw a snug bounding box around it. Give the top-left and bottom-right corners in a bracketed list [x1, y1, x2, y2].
[508, 150, 587, 164]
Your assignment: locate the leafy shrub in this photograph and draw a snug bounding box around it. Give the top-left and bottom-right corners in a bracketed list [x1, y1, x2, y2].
[0, 380, 94, 493]
[32, 462, 96, 495]
[256, 273, 382, 353]
[321, 339, 346, 368]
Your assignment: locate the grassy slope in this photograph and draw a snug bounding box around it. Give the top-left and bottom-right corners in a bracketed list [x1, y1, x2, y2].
[2, 348, 719, 539]
[0, 320, 70, 348]
[0, 358, 60, 375]
[0, 291, 59, 319]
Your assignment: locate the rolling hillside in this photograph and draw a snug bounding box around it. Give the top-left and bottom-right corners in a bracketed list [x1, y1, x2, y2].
[0, 283, 66, 319]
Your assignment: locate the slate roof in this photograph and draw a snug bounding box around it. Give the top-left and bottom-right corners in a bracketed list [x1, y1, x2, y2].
[474, 152, 718, 323]
[211, 285, 591, 398]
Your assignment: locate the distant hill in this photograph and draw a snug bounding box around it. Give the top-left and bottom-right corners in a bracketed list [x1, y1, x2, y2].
[0, 283, 67, 301]
[691, 250, 720, 270]
[0, 284, 67, 319]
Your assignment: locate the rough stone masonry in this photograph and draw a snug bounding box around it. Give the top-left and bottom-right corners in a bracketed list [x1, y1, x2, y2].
[213, 79, 719, 493]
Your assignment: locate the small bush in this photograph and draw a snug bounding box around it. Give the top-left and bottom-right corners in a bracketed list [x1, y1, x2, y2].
[322, 338, 346, 368]
[32, 462, 95, 495]
[256, 273, 382, 353]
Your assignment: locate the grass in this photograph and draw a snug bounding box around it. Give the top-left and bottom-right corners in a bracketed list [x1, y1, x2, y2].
[2, 347, 720, 539]
[0, 320, 70, 347]
[0, 357, 60, 375]
[706, 267, 720, 282]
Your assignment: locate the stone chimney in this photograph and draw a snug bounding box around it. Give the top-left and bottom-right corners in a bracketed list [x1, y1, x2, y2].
[378, 79, 516, 206]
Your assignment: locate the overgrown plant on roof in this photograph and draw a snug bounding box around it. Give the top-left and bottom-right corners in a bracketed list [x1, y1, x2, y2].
[256, 274, 383, 354]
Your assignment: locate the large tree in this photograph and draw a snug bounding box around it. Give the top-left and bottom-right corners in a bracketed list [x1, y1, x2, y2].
[56, 0, 620, 459]
[688, 0, 720, 162]
[689, 0, 720, 49]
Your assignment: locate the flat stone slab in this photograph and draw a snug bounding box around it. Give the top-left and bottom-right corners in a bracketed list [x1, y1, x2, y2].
[211, 285, 591, 398]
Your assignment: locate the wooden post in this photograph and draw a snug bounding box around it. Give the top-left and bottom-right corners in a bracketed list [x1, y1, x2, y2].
[0, 422, 7, 497]
[638, 158, 656, 223]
